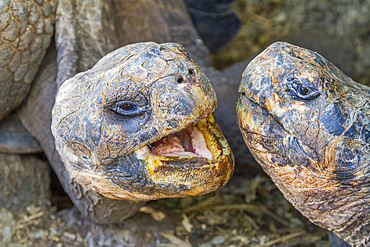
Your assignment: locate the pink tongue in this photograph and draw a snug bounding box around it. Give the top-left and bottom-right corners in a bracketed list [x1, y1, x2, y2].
[151, 136, 185, 155]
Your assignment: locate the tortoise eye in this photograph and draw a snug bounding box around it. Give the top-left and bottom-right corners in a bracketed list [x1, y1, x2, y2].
[120, 102, 135, 111]
[286, 74, 320, 100]
[297, 84, 310, 96]
[110, 101, 147, 117]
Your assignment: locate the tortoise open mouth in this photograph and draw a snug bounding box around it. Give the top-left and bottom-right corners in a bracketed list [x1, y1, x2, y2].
[148, 120, 213, 160]
[135, 114, 229, 163]
[132, 113, 233, 198]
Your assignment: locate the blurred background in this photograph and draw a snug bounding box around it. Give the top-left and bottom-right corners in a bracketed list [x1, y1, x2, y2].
[212, 0, 369, 86]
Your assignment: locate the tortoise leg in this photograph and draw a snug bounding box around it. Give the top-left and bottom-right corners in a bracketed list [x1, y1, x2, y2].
[0, 113, 41, 154]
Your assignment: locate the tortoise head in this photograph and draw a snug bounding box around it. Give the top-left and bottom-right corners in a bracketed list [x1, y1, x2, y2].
[52, 42, 234, 201]
[237, 42, 369, 244]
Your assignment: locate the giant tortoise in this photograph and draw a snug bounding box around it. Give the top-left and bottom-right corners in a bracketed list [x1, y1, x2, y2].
[237, 42, 369, 246]
[1, 0, 360, 246]
[0, 0, 252, 224]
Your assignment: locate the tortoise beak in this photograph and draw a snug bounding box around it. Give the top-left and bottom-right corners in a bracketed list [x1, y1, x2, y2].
[133, 114, 234, 199]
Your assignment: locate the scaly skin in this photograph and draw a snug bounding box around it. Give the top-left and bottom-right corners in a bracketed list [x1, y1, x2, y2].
[0, 0, 55, 120]
[1, 0, 239, 224]
[52, 42, 234, 201]
[237, 42, 369, 246]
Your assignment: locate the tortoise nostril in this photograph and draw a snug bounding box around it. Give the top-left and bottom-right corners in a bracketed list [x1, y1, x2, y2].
[188, 68, 194, 75]
[177, 76, 184, 83]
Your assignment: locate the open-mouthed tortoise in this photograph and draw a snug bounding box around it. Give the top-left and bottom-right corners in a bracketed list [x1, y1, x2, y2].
[0, 0, 241, 224]
[51, 41, 234, 203]
[237, 42, 369, 246]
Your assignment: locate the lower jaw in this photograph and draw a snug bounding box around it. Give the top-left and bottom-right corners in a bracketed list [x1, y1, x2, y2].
[71, 114, 233, 202]
[133, 114, 234, 199]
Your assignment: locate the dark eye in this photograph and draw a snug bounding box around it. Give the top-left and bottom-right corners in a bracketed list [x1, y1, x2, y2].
[110, 101, 146, 117]
[297, 84, 310, 96]
[188, 68, 195, 75]
[286, 75, 320, 100]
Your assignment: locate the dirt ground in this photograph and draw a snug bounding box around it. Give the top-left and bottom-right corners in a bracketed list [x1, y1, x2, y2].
[1, 0, 368, 246]
[0, 174, 331, 246]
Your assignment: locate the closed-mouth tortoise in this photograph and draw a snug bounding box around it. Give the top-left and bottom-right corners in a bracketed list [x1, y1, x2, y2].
[0, 0, 240, 223]
[237, 42, 369, 246]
